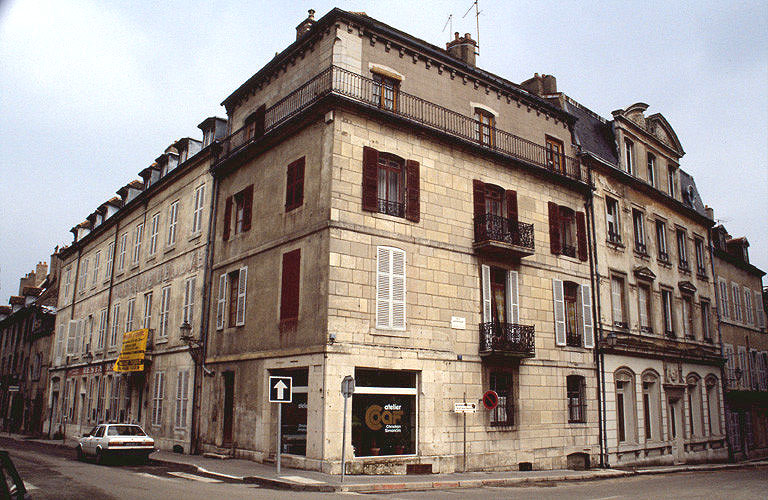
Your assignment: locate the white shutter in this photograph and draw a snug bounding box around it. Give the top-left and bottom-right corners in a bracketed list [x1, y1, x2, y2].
[67, 320, 77, 355]
[611, 278, 623, 324]
[175, 372, 183, 427]
[236, 267, 247, 326]
[391, 249, 406, 329]
[638, 287, 649, 328]
[553, 279, 566, 346]
[481, 265, 492, 323]
[582, 284, 594, 348]
[216, 274, 227, 330]
[56, 324, 64, 364]
[376, 247, 391, 328]
[756, 290, 766, 328]
[506, 270, 519, 325]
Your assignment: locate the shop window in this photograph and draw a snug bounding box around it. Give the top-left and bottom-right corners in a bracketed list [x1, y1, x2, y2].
[372, 74, 399, 111]
[489, 371, 514, 427]
[567, 375, 586, 423]
[552, 279, 594, 348]
[353, 369, 416, 457]
[272, 368, 309, 456]
[362, 147, 420, 222]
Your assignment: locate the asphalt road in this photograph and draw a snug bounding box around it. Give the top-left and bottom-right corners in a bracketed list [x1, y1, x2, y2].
[1, 436, 766, 499]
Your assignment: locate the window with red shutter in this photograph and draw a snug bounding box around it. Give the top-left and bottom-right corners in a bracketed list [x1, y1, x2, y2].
[362, 146, 420, 222]
[285, 157, 305, 211]
[280, 249, 301, 331]
[362, 147, 379, 212]
[576, 211, 588, 261]
[405, 159, 420, 222]
[548, 202, 561, 255]
[242, 185, 253, 232]
[223, 196, 233, 241]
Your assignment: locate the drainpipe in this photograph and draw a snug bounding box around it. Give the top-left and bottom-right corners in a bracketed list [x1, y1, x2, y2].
[584, 155, 609, 468]
[708, 228, 733, 462]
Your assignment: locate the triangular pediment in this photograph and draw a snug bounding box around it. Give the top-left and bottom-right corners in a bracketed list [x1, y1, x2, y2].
[678, 281, 697, 294]
[633, 266, 656, 281]
[646, 113, 684, 156]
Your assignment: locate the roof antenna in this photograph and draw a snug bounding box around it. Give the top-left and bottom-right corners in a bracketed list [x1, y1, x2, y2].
[462, 0, 481, 56]
[442, 14, 453, 35]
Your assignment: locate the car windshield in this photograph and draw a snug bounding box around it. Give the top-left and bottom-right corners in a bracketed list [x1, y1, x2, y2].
[107, 425, 147, 436]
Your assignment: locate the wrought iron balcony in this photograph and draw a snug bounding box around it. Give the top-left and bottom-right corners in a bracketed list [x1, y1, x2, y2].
[678, 259, 690, 272]
[634, 242, 648, 255]
[214, 66, 583, 184]
[473, 214, 535, 259]
[479, 322, 535, 358]
[566, 331, 582, 347]
[561, 244, 576, 258]
[665, 330, 676, 339]
[607, 231, 622, 244]
[658, 251, 670, 263]
[377, 198, 405, 218]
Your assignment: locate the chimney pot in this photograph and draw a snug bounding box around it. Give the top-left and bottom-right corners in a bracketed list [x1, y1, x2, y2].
[465, 33, 472, 39]
[446, 32, 477, 66]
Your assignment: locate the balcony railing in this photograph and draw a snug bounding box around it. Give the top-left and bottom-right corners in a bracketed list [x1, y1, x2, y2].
[377, 198, 405, 218]
[679, 259, 690, 272]
[561, 244, 576, 258]
[215, 66, 583, 183]
[479, 322, 535, 358]
[658, 251, 670, 263]
[474, 214, 534, 249]
[566, 331, 582, 347]
[608, 231, 622, 244]
[635, 242, 648, 255]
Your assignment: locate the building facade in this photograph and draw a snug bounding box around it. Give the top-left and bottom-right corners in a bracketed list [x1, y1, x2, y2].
[713, 224, 768, 459]
[48, 118, 226, 452]
[197, 9, 601, 473]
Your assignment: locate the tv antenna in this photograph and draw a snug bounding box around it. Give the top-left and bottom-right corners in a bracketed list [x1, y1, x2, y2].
[442, 14, 453, 35]
[462, 0, 481, 56]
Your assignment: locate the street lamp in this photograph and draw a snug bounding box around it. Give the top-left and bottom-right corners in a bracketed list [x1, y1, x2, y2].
[606, 332, 618, 347]
[179, 321, 213, 376]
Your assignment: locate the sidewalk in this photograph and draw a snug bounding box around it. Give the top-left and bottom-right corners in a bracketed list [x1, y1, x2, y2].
[5, 433, 767, 493]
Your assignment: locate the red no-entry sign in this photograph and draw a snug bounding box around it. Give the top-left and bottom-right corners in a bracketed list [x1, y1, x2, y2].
[482, 390, 499, 410]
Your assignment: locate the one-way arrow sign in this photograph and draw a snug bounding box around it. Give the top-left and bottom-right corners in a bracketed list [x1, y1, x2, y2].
[269, 376, 292, 403]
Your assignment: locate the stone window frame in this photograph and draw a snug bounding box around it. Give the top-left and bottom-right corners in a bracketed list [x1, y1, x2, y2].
[641, 370, 662, 442]
[614, 368, 638, 444]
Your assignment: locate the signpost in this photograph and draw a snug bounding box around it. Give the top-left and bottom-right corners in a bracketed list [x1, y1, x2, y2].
[7, 386, 19, 393]
[482, 390, 499, 410]
[340, 375, 354, 483]
[269, 376, 292, 475]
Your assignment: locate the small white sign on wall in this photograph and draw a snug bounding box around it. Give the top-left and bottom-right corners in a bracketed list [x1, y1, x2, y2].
[451, 316, 466, 330]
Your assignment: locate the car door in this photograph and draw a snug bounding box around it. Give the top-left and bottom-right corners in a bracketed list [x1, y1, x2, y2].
[84, 426, 99, 455]
[88, 426, 104, 455]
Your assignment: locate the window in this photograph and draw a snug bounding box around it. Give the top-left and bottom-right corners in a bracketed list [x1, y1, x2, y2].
[705, 376, 721, 435]
[632, 209, 647, 254]
[682, 295, 694, 340]
[192, 185, 205, 233]
[377, 153, 405, 217]
[97, 308, 107, 350]
[151, 372, 165, 427]
[474, 108, 495, 146]
[605, 197, 621, 244]
[638, 284, 652, 333]
[624, 138, 634, 175]
[611, 275, 628, 329]
[662, 288, 674, 337]
[63, 266, 72, 301]
[656, 221, 669, 262]
[548, 203, 587, 260]
[471, 180, 522, 246]
[362, 147, 420, 222]
[285, 157, 305, 211]
[546, 136, 565, 173]
[149, 213, 160, 255]
[117, 233, 127, 271]
[174, 370, 190, 429]
[490, 371, 514, 426]
[278, 250, 302, 331]
[132, 223, 144, 264]
[701, 300, 712, 341]
[110, 303, 120, 347]
[167, 201, 179, 246]
[718, 279, 729, 320]
[732, 283, 742, 322]
[687, 375, 704, 437]
[642, 372, 661, 441]
[481, 266, 519, 326]
[724, 344, 736, 387]
[182, 277, 196, 326]
[694, 238, 706, 276]
[221, 268, 247, 329]
[372, 73, 399, 111]
[552, 279, 594, 348]
[744, 289, 753, 325]
[125, 297, 135, 332]
[223, 185, 253, 240]
[667, 165, 676, 198]
[738, 346, 750, 389]
[92, 251, 101, 286]
[755, 290, 766, 328]
[376, 247, 405, 330]
[615, 370, 637, 443]
[142, 292, 152, 329]
[105, 242, 114, 280]
[159, 286, 171, 338]
[80, 258, 89, 292]
[560, 207, 576, 254]
[567, 375, 586, 423]
[677, 229, 688, 270]
[647, 153, 656, 186]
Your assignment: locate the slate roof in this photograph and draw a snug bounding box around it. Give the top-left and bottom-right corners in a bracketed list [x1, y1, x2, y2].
[562, 97, 618, 165]
[679, 169, 708, 217]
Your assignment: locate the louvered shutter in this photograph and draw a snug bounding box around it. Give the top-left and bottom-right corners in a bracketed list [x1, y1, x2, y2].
[67, 320, 77, 355]
[548, 202, 561, 254]
[576, 211, 588, 261]
[507, 270, 519, 325]
[376, 247, 391, 327]
[506, 189, 518, 226]
[242, 185, 253, 232]
[362, 147, 379, 212]
[280, 250, 301, 323]
[216, 274, 227, 330]
[481, 265, 492, 323]
[236, 266, 247, 326]
[582, 284, 594, 348]
[405, 160, 420, 222]
[756, 290, 765, 328]
[391, 249, 406, 329]
[175, 372, 183, 427]
[553, 279, 566, 346]
[638, 287, 649, 328]
[223, 196, 232, 241]
[611, 278, 623, 325]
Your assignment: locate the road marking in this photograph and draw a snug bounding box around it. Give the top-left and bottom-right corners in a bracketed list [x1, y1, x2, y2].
[591, 496, 623, 500]
[135, 472, 180, 482]
[168, 471, 223, 483]
[196, 466, 244, 481]
[23, 482, 39, 491]
[279, 475, 325, 484]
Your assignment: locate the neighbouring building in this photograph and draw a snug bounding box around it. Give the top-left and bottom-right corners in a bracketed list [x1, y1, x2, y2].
[48, 117, 227, 452]
[713, 223, 768, 459]
[540, 87, 727, 465]
[0, 254, 58, 436]
[198, 9, 600, 473]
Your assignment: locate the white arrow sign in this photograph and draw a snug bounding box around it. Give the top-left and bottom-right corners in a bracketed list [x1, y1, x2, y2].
[274, 380, 287, 400]
[269, 376, 292, 403]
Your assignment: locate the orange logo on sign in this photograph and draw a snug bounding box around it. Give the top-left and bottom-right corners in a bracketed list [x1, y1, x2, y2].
[364, 404, 403, 431]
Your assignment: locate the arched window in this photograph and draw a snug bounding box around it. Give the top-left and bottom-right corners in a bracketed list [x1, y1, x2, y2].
[705, 375, 721, 435]
[615, 369, 637, 444]
[686, 374, 704, 437]
[641, 371, 662, 441]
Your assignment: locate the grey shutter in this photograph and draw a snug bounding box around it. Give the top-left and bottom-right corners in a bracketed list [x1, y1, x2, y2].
[376, 247, 391, 328]
[553, 279, 566, 346]
[507, 270, 519, 325]
[481, 265, 491, 323]
[582, 284, 594, 348]
[236, 267, 247, 326]
[216, 274, 227, 330]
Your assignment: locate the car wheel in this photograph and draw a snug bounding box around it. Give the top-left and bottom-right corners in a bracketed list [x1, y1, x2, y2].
[95, 449, 104, 465]
[76, 446, 84, 461]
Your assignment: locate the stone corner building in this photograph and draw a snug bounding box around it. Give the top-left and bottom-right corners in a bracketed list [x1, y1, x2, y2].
[198, 9, 599, 473]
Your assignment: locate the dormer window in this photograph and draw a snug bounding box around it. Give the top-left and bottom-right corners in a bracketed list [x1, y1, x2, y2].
[647, 153, 656, 187]
[474, 108, 495, 146]
[546, 136, 565, 173]
[667, 165, 676, 198]
[372, 74, 399, 111]
[624, 139, 634, 175]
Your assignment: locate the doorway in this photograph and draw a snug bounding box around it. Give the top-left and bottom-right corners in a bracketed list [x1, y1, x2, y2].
[668, 395, 684, 463]
[222, 371, 235, 446]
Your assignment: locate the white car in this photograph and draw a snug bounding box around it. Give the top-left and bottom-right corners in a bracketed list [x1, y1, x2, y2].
[76, 424, 155, 464]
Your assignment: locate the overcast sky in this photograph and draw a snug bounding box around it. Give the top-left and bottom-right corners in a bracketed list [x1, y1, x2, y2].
[1, 0, 766, 301]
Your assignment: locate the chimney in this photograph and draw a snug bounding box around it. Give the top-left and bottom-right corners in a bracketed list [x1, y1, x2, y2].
[521, 73, 557, 96]
[446, 32, 477, 66]
[296, 9, 316, 40]
[36, 262, 48, 286]
[705, 205, 714, 220]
